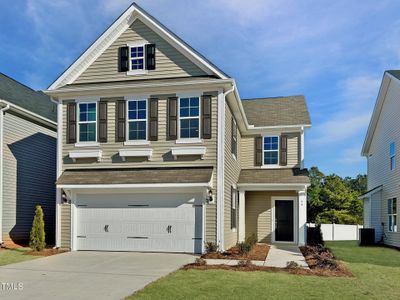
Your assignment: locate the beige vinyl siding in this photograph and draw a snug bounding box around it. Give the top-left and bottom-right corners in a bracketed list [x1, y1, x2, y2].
[60, 204, 71, 249]
[245, 191, 297, 243]
[223, 105, 241, 249]
[74, 19, 207, 85]
[240, 133, 300, 169]
[2, 112, 56, 243]
[367, 77, 400, 247]
[61, 93, 219, 244]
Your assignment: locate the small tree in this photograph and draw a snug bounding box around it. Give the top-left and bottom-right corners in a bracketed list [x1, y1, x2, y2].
[29, 205, 46, 251]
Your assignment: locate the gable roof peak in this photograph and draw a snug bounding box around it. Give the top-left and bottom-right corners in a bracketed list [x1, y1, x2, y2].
[48, 2, 228, 90]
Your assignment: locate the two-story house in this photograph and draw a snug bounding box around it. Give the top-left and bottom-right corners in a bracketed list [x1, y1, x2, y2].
[0, 72, 56, 245]
[44, 3, 311, 253]
[361, 70, 400, 247]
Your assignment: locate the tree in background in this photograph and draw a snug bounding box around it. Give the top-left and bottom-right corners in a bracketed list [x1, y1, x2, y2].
[307, 167, 366, 224]
[29, 205, 46, 251]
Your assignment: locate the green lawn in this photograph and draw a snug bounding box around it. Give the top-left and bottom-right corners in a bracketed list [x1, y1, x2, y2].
[0, 248, 38, 266]
[128, 241, 400, 300]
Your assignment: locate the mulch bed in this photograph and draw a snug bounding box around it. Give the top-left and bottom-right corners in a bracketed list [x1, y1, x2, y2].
[24, 248, 67, 257]
[299, 245, 352, 277]
[201, 244, 269, 261]
[182, 263, 351, 277]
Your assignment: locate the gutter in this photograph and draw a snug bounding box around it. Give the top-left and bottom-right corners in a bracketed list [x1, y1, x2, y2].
[0, 101, 10, 244]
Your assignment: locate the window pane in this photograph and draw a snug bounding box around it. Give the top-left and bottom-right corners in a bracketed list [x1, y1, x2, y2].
[79, 112, 87, 122]
[132, 59, 144, 70]
[394, 199, 397, 214]
[264, 151, 278, 165]
[128, 121, 146, 140]
[138, 100, 146, 110]
[79, 104, 87, 112]
[190, 97, 199, 107]
[180, 108, 189, 117]
[138, 110, 146, 119]
[79, 123, 96, 142]
[389, 215, 393, 231]
[180, 98, 189, 108]
[190, 107, 199, 117]
[180, 118, 199, 138]
[390, 142, 395, 156]
[128, 101, 136, 110]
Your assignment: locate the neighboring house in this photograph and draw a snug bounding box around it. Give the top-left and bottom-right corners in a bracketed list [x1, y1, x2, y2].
[0, 73, 57, 245]
[44, 3, 311, 253]
[361, 70, 400, 247]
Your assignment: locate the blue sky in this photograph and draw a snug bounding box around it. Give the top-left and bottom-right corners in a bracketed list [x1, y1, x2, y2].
[1, 0, 400, 177]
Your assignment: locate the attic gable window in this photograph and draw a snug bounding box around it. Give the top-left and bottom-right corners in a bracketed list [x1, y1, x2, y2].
[130, 46, 144, 70]
[119, 43, 156, 74]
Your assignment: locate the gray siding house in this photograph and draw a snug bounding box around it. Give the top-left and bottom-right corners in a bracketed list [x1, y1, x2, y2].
[361, 70, 400, 247]
[44, 3, 311, 253]
[0, 73, 57, 245]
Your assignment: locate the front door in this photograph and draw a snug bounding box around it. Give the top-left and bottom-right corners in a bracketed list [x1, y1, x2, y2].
[275, 200, 294, 242]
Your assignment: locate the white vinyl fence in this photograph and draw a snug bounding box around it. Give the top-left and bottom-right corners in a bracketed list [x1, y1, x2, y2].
[308, 223, 363, 241]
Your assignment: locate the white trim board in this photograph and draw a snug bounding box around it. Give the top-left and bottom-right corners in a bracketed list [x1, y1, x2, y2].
[48, 3, 227, 90]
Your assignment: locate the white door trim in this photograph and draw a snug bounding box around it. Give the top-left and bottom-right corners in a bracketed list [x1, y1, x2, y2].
[271, 196, 297, 244]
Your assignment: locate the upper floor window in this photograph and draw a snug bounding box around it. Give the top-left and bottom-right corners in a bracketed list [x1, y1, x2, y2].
[390, 142, 396, 171]
[179, 97, 200, 139]
[231, 117, 237, 158]
[127, 100, 147, 141]
[130, 46, 145, 71]
[388, 198, 397, 232]
[263, 136, 279, 165]
[78, 102, 97, 142]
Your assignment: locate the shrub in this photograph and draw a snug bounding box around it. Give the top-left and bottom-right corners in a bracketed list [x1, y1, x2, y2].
[286, 261, 300, 269]
[237, 259, 253, 267]
[29, 205, 46, 251]
[245, 233, 258, 247]
[307, 224, 324, 246]
[204, 241, 218, 253]
[238, 242, 251, 255]
[195, 258, 207, 266]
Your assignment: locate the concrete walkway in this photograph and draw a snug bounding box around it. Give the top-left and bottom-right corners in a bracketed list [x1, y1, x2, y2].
[205, 244, 309, 268]
[0, 251, 195, 300]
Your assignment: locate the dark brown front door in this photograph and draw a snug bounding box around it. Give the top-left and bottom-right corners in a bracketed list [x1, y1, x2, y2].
[275, 200, 294, 242]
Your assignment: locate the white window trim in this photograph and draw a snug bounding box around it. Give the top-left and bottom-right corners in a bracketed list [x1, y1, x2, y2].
[390, 142, 396, 171]
[177, 95, 202, 143]
[126, 99, 148, 143]
[126, 42, 148, 75]
[262, 135, 280, 167]
[388, 198, 397, 232]
[77, 102, 98, 144]
[231, 185, 237, 232]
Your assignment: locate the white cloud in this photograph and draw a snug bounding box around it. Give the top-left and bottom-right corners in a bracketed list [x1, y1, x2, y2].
[339, 75, 381, 108]
[337, 146, 365, 164]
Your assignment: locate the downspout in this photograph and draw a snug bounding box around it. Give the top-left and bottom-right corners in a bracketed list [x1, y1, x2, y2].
[0, 101, 10, 245]
[216, 85, 235, 251]
[51, 98, 63, 248]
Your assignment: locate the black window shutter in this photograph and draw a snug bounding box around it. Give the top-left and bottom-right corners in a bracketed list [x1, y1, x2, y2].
[148, 98, 158, 141]
[119, 46, 129, 72]
[67, 102, 76, 144]
[280, 135, 288, 166]
[255, 136, 263, 166]
[145, 44, 156, 70]
[231, 117, 237, 157]
[167, 97, 178, 140]
[115, 100, 126, 142]
[201, 95, 212, 139]
[231, 187, 237, 229]
[98, 101, 107, 143]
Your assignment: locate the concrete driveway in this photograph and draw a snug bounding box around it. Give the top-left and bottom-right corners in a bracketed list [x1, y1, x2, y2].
[0, 251, 195, 300]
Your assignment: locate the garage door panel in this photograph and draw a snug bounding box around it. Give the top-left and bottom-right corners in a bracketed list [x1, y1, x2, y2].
[75, 193, 203, 253]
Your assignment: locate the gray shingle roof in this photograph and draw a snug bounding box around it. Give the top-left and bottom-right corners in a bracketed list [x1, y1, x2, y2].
[57, 167, 214, 185]
[387, 70, 400, 80]
[241, 96, 311, 127]
[0, 73, 56, 122]
[238, 168, 310, 185]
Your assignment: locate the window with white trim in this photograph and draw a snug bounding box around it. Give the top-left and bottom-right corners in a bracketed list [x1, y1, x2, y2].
[129, 45, 145, 71]
[127, 100, 147, 141]
[179, 96, 200, 139]
[263, 136, 279, 165]
[232, 117, 237, 158]
[388, 198, 397, 232]
[78, 102, 97, 142]
[231, 186, 237, 230]
[390, 142, 395, 171]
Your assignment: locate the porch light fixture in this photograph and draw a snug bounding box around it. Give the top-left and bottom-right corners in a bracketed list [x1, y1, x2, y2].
[206, 189, 214, 204]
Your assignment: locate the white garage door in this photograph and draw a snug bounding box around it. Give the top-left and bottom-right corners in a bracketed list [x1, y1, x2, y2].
[75, 193, 203, 253]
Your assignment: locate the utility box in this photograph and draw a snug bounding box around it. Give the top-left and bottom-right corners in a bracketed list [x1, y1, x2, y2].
[359, 228, 375, 246]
